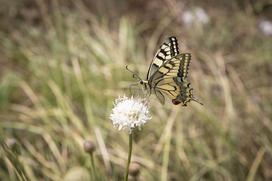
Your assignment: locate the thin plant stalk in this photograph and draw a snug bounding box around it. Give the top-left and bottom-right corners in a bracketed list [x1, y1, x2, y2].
[125, 132, 133, 181]
[161, 109, 178, 181]
[161, 134, 171, 181]
[90, 152, 97, 180]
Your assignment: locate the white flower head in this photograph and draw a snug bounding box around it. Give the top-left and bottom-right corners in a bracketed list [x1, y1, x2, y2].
[110, 96, 151, 133]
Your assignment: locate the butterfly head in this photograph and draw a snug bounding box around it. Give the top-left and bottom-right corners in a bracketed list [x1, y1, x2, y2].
[126, 65, 149, 89]
[139, 80, 149, 90]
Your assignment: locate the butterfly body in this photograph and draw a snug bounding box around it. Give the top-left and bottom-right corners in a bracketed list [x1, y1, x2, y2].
[129, 36, 202, 106]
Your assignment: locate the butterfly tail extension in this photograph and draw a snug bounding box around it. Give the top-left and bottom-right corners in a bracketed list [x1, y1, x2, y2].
[172, 83, 203, 106]
[187, 84, 203, 106]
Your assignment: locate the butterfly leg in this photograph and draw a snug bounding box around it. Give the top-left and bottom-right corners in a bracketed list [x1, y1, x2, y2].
[128, 83, 141, 95]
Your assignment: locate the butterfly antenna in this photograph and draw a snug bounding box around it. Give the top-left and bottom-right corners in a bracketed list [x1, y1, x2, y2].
[125, 65, 142, 81]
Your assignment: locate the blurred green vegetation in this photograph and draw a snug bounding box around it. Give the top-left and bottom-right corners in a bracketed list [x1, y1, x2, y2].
[0, 0, 272, 180]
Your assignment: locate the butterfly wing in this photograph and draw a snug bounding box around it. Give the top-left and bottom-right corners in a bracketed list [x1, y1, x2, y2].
[147, 36, 179, 80]
[149, 53, 196, 105]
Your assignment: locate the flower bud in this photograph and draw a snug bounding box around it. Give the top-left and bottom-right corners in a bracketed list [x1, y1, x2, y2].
[83, 140, 96, 154]
[129, 162, 140, 177]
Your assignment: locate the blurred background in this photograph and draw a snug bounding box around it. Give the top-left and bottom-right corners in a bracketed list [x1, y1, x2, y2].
[0, 0, 272, 180]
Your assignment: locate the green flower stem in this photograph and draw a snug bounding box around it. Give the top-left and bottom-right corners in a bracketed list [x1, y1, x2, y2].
[125, 132, 133, 181]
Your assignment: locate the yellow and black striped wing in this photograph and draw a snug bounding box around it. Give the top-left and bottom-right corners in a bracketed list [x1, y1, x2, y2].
[149, 53, 192, 105]
[149, 53, 191, 85]
[155, 78, 194, 105]
[160, 53, 190, 81]
[147, 36, 179, 80]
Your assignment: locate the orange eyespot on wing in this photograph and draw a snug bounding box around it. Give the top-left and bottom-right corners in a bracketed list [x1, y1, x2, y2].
[172, 99, 181, 105]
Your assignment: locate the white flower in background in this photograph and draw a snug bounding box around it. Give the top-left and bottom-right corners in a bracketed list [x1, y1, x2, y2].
[110, 96, 151, 133]
[182, 7, 210, 27]
[195, 7, 210, 24]
[259, 20, 272, 36]
[182, 11, 194, 25]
